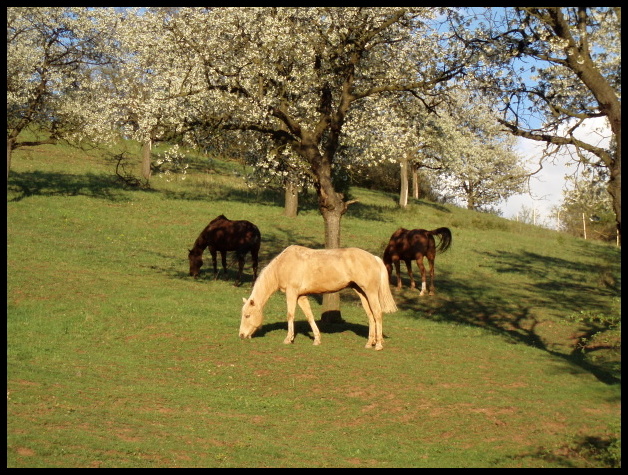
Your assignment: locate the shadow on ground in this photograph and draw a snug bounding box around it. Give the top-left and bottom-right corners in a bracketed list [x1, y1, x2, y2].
[393, 246, 620, 385]
[7, 170, 148, 202]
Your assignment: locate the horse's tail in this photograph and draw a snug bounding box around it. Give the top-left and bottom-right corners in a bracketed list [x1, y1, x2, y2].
[376, 257, 398, 313]
[429, 227, 452, 253]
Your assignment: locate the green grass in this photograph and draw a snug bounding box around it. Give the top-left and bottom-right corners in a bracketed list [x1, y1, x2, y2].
[7, 141, 621, 468]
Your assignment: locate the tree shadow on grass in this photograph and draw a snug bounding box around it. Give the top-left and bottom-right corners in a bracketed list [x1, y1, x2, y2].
[161, 183, 321, 214]
[345, 201, 396, 222]
[7, 170, 147, 202]
[394, 248, 620, 385]
[501, 433, 621, 468]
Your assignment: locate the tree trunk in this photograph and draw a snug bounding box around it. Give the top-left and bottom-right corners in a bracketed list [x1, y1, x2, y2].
[399, 154, 409, 208]
[141, 140, 152, 181]
[411, 163, 420, 199]
[284, 180, 298, 217]
[313, 151, 347, 324]
[467, 192, 476, 210]
[607, 133, 621, 244]
[320, 205, 345, 323]
[297, 134, 352, 324]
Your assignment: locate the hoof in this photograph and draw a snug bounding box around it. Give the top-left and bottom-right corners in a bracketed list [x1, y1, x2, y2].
[375, 344, 384, 351]
[283, 339, 294, 345]
[313, 340, 321, 346]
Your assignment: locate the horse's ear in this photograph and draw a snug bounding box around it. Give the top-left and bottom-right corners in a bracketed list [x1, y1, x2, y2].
[250, 299, 255, 306]
[242, 297, 247, 304]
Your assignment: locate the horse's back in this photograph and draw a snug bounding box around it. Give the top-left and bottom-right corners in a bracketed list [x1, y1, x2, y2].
[283, 245, 375, 264]
[278, 246, 381, 288]
[205, 216, 261, 252]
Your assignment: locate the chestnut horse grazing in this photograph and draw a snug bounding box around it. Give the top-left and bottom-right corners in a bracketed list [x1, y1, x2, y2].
[383, 227, 452, 295]
[239, 245, 398, 350]
[188, 215, 261, 286]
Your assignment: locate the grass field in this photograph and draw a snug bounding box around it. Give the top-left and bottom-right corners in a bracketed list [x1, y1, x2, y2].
[7, 141, 621, 467]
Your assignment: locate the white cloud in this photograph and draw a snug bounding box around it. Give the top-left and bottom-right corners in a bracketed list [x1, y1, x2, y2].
[500, 117, 611, 228]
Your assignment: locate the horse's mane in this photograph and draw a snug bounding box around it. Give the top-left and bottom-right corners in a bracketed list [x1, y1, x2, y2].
[249, 248, 285, 302]
[210, 214, 228, 225]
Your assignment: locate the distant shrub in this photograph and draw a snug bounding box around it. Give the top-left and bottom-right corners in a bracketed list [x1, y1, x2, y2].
[470, 216, 510, 232]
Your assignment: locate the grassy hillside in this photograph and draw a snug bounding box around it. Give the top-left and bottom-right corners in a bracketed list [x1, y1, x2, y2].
[7, 141, 621, 468]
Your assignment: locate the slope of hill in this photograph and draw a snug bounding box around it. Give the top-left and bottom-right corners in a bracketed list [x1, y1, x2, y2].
[7, 142, 621, 468]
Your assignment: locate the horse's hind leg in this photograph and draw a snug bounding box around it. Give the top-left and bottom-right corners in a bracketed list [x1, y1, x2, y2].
[354, 290, 382, 350]
[428, 256, 436, 296]
[220, 251, 228, 279]
[297, 296, 321, 345]
[251, 249, 259, 283]
[234, 253, 245, 287]
[417, 256, 428, 296]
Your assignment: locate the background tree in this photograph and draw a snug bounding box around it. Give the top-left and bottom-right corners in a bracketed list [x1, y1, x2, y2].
[415, 89, 528, 212]
[455, 7, 621, 239]
[133, 7, 470, 318]
[558, 169, 616, 242]
[515, 204, 540, 226]
[6, 7, 119, 179]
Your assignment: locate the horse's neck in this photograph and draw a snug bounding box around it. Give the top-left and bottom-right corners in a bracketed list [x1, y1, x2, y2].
[249, 268, 278, 308]
[192, 234, 209, 253]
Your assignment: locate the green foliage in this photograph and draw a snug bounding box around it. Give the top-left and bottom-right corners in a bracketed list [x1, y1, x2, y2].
[558, 170, 617, 242]
[349, 161, 401, 193]
[7, 143, 621, 468]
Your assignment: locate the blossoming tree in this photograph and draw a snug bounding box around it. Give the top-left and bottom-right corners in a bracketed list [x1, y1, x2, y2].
[133, 7, 470, 316]
[453, 7, 621, 239]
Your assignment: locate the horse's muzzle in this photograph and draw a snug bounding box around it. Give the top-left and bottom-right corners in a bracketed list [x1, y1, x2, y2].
[239, 327, 258, 339]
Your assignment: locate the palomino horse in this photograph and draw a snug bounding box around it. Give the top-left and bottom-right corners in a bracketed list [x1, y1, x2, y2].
[239, 245, 398, 350]
[188, 215, 261, 286]
[383, 227, 452, 295]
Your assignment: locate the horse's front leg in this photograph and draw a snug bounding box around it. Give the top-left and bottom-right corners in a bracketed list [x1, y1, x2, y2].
[210, 249, 218, 279]
[283, 292, 298, 344]
[297, 296, 321, 345]
[404, 260, 415, 289]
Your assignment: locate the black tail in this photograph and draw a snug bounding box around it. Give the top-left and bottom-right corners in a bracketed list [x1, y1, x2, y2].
[429, 227, 452, 253]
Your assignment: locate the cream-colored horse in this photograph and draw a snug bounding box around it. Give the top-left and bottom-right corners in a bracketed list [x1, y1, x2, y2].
[239, 245, 398, 350]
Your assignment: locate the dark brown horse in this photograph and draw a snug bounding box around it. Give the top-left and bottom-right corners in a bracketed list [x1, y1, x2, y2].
[188, 215, 261, 285]
[383, 227, 452, 295]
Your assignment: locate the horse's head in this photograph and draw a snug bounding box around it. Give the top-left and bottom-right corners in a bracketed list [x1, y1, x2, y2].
[239, 297, 263, 339]
[188, 249, 203, 278]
